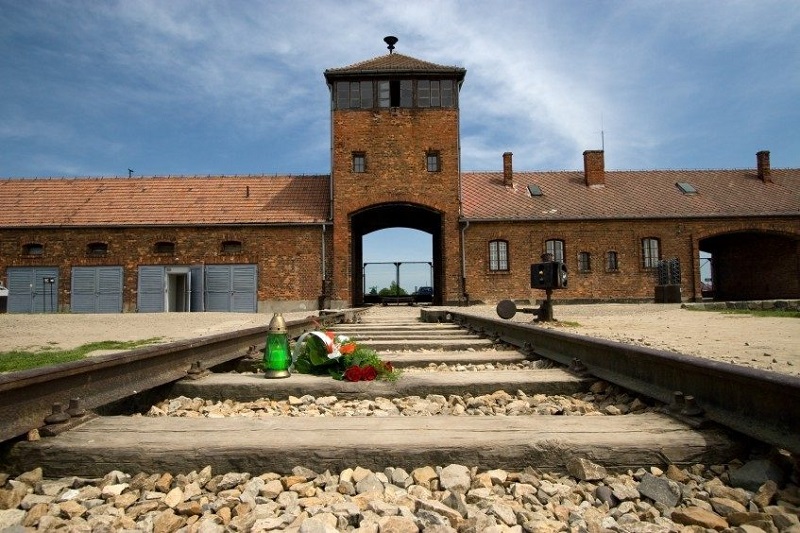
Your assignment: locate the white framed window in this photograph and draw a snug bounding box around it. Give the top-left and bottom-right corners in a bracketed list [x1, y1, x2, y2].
[488, 240, 509, 271]
[642, 238, 660, 269]
[545, 239, 565, 262]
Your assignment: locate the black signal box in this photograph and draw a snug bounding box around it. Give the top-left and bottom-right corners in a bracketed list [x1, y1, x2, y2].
[530, 261, 567, 290]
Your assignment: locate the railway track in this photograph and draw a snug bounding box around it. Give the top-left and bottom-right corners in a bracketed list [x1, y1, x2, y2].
[0, 310, 361, 444]
[1, 306, 798, 531]
[3, 306, 797, 472]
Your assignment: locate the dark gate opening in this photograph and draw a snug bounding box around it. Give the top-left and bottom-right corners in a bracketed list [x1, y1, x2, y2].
[700, 231, 799, 301]
[351, 203, 443, 306]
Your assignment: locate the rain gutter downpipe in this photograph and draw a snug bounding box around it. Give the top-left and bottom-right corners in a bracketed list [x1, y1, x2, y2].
[456, 85, 468, 306]
[461, 220, 469, 306]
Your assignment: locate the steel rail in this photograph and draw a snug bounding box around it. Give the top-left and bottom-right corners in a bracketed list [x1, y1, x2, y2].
[0, 311, 361, 443]
[438, 310, 800, 454]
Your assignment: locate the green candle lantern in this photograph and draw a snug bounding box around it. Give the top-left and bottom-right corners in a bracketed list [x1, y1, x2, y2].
[264, 312, 291, 378]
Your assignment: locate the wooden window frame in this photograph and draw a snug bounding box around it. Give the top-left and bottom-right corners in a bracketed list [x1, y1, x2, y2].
[488, 239, 509, 272]
[605, 251, 619, 272]
[577, 252, 591, 273]
[426, 151, 441, 172]
[545, 239, 565, 263]
[641, 238, 660, 269]
[352, 152, 366, 173]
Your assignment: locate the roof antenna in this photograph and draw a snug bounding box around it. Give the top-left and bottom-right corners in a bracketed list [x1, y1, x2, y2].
[384, 36, 398, 54]
[128, 168, 134, 178]
[600, 113, 605, 151]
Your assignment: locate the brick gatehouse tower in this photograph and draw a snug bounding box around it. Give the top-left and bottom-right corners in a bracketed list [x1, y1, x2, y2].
[324, 37, 467, 307]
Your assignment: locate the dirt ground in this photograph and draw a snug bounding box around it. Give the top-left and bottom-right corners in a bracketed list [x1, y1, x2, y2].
[0, 303, 797, 376]
[463, 303, 800, 377]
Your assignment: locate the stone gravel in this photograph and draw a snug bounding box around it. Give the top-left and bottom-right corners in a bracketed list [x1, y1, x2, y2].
[1, 459, 798, 532]
[143, 381, 655, 419]
[2, 304, 799, 530]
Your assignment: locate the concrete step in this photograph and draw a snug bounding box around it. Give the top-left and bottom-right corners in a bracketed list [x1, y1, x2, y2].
[236, 350, 527, 374]
[351, 338, 497, 352]
[8, 414, 748, 477]
[381, 349, 528, 368]
[344, 331, 478, 340]
[335, 323, 462, 332]
[171, 369, 586, 401]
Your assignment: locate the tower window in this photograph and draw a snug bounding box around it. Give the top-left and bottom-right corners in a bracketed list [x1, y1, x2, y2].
[440, 80, 454, 107]
[378, 79, 412, 108]
[335, 81, 372, 109]
[335, 81, 350, 109]
[352, 153, 366, 173]
[418, 80, 441, 107]
[426, 151, 441, 172]
[419, 79, 454, 108]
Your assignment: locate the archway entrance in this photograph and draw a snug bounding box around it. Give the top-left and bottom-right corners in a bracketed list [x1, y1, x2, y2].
[699, 231, 799, 300]
[351, 203, 443, 306]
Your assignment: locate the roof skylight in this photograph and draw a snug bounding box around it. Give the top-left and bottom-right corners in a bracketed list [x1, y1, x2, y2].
[528, 184, 543, 197]
[676, 182, 697, 195]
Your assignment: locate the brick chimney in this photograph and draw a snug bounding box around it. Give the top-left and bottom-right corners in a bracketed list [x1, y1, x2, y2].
[583, 150, 605, 187]
[757, 150, 772, 183]
[503, 152, 513, 186]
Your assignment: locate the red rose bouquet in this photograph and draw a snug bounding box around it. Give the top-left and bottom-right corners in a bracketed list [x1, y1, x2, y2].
[292, 330, 401, 382]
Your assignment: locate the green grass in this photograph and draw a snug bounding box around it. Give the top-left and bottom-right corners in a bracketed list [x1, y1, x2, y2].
[718, 309, 800, 318]
[688, 307, 800, 318]
[0, 338, 163, 373]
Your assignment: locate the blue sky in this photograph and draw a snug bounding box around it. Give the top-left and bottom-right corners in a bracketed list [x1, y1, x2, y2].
[2, 1, 798, 291]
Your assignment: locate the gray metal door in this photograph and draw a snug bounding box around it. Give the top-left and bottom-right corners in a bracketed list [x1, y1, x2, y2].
[71, 266, 123, 313]
[205, 265, 257, 312]
[7, 267, 59, 313]
[231, 265, 257, 312]
[190, 265, 205, 312]
[137, 266, 166, 313]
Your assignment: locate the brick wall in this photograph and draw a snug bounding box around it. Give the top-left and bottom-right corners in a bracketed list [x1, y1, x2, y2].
[3, 216, 797, 310]
[463, 216, 799, 303]
[0, 225, 330, 311]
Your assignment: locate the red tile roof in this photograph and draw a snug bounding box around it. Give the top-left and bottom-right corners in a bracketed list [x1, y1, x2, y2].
[2, 167, 798, 228]
[461, 169, 800, 221]
[324, 52, 466, 79]
[0, 175, 330, 227]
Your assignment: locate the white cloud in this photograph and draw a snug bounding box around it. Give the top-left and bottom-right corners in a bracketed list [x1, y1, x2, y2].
[1, 0, 798, 177]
